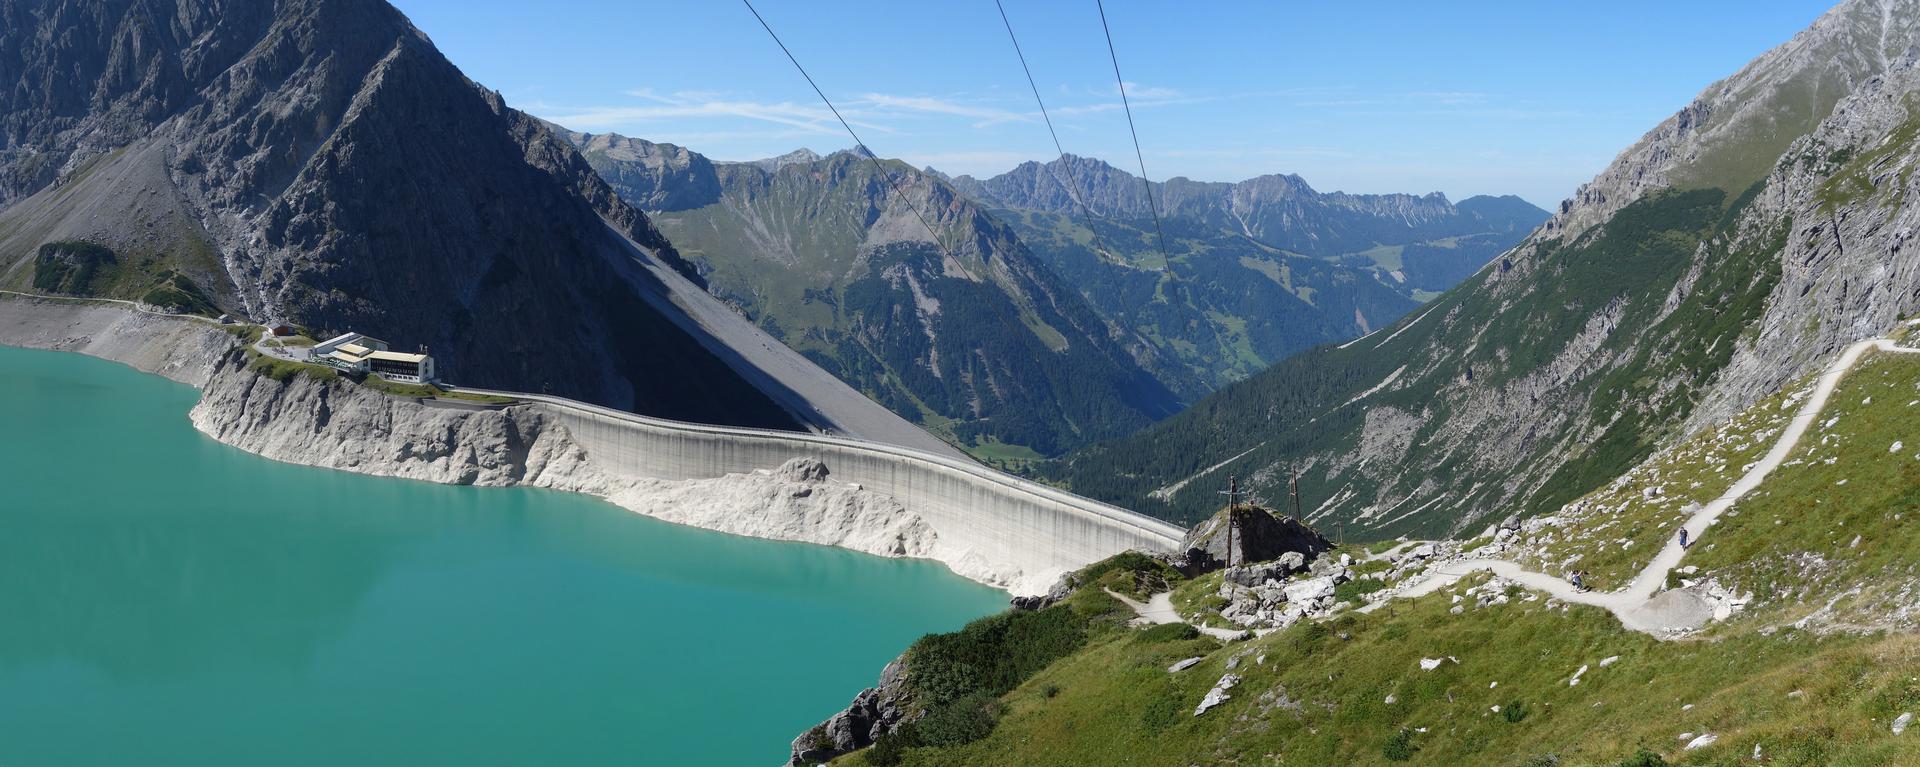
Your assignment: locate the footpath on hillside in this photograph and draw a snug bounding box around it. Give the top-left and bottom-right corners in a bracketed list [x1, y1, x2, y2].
[1125, 335, 1919, 639]
[1379, 336, 1920, 635]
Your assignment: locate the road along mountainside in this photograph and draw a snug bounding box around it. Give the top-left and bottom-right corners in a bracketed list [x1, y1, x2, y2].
[0, 295, 1179, 594]
[1374, 336, 1920, 635]
[0, 293, 233, 386]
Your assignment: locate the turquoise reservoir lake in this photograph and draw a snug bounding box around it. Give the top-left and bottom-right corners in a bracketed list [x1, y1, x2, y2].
[0, 344, 1007, 765]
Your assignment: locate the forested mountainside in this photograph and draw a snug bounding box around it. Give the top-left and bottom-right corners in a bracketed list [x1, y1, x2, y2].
[1050, 0, 1920, 535]
[953, 158, 1547, 388]
[0, 0, 803, 428]
[562, 130, 1179, 458]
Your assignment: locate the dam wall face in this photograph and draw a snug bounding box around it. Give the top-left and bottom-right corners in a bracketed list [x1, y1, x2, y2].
[535, 398, 1187, 581]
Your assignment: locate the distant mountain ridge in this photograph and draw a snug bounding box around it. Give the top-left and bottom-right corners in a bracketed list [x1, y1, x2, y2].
[951, 156, 1540, 257]
[952, 154, 1548, 390]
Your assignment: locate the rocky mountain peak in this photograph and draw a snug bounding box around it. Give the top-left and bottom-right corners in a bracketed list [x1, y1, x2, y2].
[747, 147, 823, 172]
[1540, 0, 1920, 242]
[0, 0, 821, 430]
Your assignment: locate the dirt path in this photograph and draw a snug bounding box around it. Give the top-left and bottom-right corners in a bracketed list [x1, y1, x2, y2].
[0, 289, 216, 322]
[1106, 588, 1254, 641]
[1377, 337, 1920, 635]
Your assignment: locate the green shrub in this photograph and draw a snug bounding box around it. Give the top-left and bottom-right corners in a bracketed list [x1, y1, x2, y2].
[1073, 550, 1181, 598]
[1382, 729, 1418, 761]
[914, 691, 1002, 747]
[1614, 749, 1668, 767]
[1135, 623, 1201, 643]
[1502, 700, 1530, 723]
[1334, 577, 1388, 603]
[1136, 680, 1182, 734]
[1287, 619, 1330, 652]
[32, 241, 115, 294]
[1351, 559, 1394, 577]
[907, 604, 1088, 707]
[865, 733, 908, 767]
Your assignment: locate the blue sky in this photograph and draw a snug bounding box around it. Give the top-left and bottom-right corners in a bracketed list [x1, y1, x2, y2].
[391, 0, 1836, 209]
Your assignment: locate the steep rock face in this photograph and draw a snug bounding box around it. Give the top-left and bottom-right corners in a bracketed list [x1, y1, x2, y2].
[568, 135, 1180, 457]
[0, 0, 800, 430]
[1696, 54, 1920, 426]
[1053, 0, 1920, 536]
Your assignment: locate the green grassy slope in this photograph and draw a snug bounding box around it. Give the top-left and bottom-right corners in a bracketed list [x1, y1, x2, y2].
[1689, 348, 1920, 631]
[829, 550, 1919, 767]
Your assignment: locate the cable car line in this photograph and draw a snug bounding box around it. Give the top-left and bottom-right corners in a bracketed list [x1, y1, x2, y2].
[991, 0, 1127, 269]
[1093, 0, 1175, 272]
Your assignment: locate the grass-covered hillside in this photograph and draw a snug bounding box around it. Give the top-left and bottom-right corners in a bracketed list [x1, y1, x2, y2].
[824, 543, 1918, 767]
[819, 337, 1920, 766]
[1503, 372, 1813, 592]
[1502, 341, 1920, 627]
[1687, 347, 1920, 631]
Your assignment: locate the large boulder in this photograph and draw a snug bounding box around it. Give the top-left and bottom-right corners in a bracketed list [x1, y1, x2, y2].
[1179, 505, 1333, 575]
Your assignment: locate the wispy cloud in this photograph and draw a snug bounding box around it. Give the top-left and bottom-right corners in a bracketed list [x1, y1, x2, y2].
[1117, 81, 1182, 100]
[854, 93, 1034, 127]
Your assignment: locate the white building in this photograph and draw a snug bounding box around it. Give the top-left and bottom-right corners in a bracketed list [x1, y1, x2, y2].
[315, 332, 437, 384]
[365, 350, 436, 384]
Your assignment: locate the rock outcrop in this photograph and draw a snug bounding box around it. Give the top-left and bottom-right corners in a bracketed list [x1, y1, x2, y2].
[790, 658, 915, 766]
[1178, 505, 1333, 574]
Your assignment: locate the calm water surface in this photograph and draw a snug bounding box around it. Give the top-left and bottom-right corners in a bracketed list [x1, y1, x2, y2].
[0, 344, 1006, 765]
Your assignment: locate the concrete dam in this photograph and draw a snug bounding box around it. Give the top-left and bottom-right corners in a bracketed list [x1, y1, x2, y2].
[458, 387, 1190, 583]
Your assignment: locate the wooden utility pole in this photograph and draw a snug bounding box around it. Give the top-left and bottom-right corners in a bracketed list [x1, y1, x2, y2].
[1218, 475, 1241, 568]
[1289, 465, 1303, 522]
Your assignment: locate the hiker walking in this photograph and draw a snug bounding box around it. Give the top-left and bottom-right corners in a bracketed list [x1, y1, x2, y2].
[1678, 527, 1690, 549]
[1570, 569, 1586, 592]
